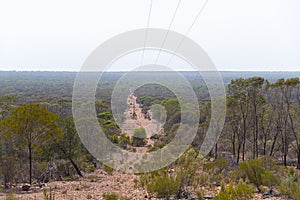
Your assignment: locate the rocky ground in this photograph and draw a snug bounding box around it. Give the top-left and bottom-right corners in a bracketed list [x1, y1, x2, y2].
[0, 169, 146, 200]
[0, 169, 285, 200]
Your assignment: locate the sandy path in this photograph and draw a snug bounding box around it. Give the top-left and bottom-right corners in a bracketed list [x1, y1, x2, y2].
[120, 93, 162, 149]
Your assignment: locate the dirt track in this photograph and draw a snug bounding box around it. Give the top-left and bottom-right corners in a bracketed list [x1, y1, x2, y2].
[120, 93, 163, 148]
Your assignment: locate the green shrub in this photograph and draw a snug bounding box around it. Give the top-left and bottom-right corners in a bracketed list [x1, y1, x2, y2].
[102, 193, 118, 200]
[232, 158, 279, 192]
[109, 134, 119, 144]
[102, 194, 130, 200]
[133, 178, 139, 188]
[176, 148, 202, 188]
[81, 161, 95, 173]
[203, 157, 229, 174]
[118, 134, 130, 149]
[146, 173, 180, 199]
[280, 168, 300, 199]
[131, 127, 146, 147]
[214, 181, 254, 200]
[104, 165, 114, 175]
[203, 157, 229, 184]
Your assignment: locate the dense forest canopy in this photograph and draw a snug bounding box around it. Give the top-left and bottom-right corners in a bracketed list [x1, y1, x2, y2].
[1, 71, 299, 103]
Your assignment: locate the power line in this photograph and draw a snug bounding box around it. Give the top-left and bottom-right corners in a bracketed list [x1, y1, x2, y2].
[166, 0, 209, 66]
[154, 0, 182, 64]
[140, 0, 153, 67]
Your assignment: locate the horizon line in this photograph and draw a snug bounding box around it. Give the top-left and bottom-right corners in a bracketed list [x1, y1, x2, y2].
[1, 70, 300, 73]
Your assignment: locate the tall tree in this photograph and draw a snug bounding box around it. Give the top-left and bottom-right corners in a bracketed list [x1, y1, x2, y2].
[0, 104, 61, 184]
[247, 77, 265, 158]
[228, 78, 251, 162]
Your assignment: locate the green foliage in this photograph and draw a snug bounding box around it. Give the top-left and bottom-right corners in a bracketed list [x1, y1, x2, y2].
[97, 112, 112, 120]
[232, 158, 279, 191]
[0, 104, 62, 184]
[118, 134, 130, 149]
[280, 182, 300, 200]
[59, 117, 81, 160]
[203, 157, 229, 175]
[176, 148, 201, 189]
[132, 127, 146, 147]
[100, 120, 121, 137]
[140, 168, 180, 199]
[146, 173, 180, 199]
[102, 193, 131, 200]
[202, 157, 230, 185]
[104, 165, 114, 175]
[109, 134, 119, 144]
[214, 181, 254, 200]
[80, 161, 94, 173]
[280, 168, 300, 199]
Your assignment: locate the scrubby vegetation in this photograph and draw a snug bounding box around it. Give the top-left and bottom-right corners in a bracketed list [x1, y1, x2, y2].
[1, 71, 300, 199]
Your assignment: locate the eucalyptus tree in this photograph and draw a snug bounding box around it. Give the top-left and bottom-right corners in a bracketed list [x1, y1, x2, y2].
[227, 78, 251, 162]
[246, 77, 265, 158]
[0, 104, 61, 184]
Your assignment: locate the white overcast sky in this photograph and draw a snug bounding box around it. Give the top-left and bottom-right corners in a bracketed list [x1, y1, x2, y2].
[0, 0, 299, 71]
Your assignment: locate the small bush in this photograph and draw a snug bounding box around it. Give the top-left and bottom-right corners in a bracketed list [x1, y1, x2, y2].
[203, 157, 229, 174]
[131, 127, 146, 147]
[104, 165, 114, 175]
[146, 173, 180, 199]
[81, 161, 95, 173]
[203, 157, 229, 184]
[214, 181, 254, 200]
[103, 194, 130, 200]
[102, 193, 118, 200]
[133, 178, 139, 188]
[232, 158, 279, 192]
[280, 168, 300, 199]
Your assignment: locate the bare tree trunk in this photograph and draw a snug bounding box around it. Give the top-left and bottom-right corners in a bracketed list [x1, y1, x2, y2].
[232, 132, 236, 156]
[269, 128, 279, 157]
[59, 146, 83, 177]
[297, 146, 300, 169]
[214, 143, 218, 159]
[237, 143, 241, 163]
[29, 144, 32, 184]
